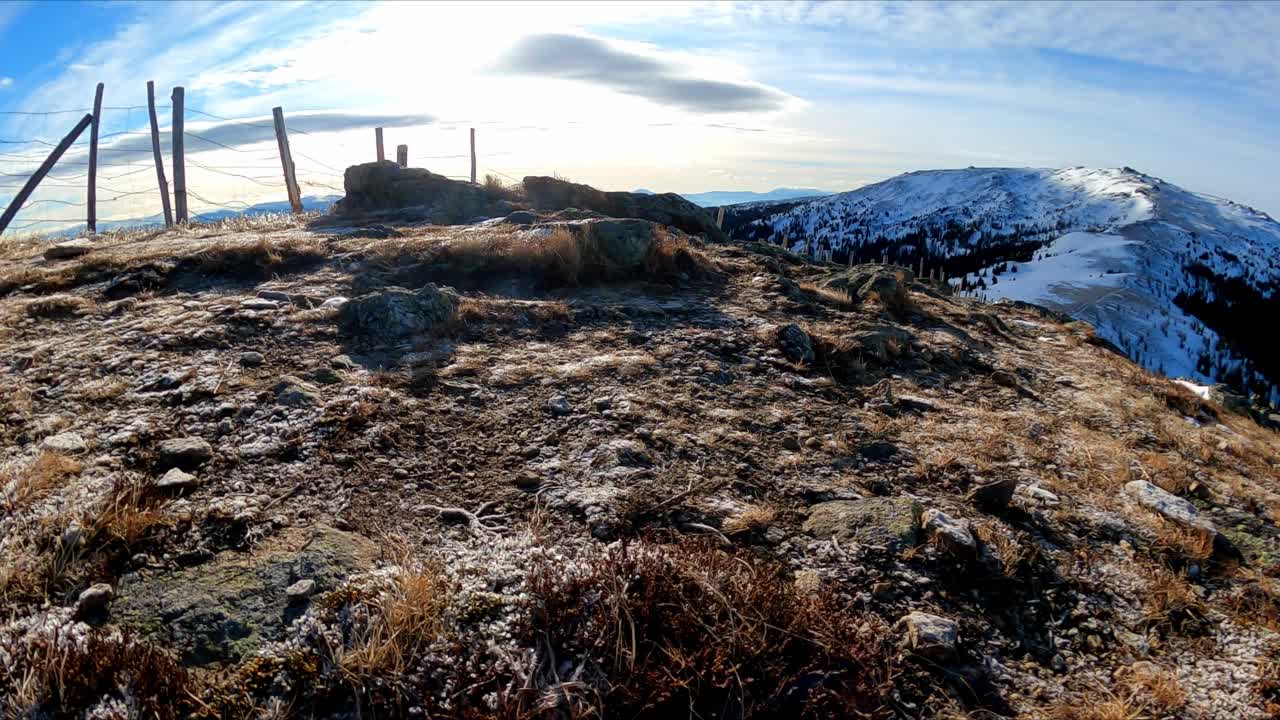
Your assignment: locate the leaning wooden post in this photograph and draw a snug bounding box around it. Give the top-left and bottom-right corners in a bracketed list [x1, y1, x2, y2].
[146, 81, 173, 227]
[375, 127, 385, 162]
[396, 144, 407, 168]
[469, 128, 476, 183]
[0, 114, 94, 236]
[87, 82, 104, 233]
[172, 86, 187, 223]
[271, 107, 303, 214]
[715, 206, 725, 229]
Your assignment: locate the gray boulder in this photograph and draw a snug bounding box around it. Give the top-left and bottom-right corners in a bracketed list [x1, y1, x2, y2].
[776, 323, 814, 364]
[113, 525, 378, 666]
[157, 437, 213, 470]
[822, 265, 914, 314]
[273, 375, 320, 407]
[339, 284, 459, 340]
[1123, 480, 1216, 534]
[803, 496, 922, 549]
[922, 509, 976, 557]
[41, 431, 88, 454]
[898, 611, 959, 660]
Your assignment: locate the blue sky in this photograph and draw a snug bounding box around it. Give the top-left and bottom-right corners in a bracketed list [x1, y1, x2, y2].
[2, 1, 1279, 231]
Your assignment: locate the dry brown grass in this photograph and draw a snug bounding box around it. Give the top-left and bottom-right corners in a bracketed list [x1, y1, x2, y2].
[1141, 565, 1208, 635]
[722, 503, 778, 535]
[1049, 663, 1186, 720]
[75, 378, 129, 402]
[334, 561, 453, 686]
[22, 294, 95, 319]
[798, 280, 855, 307]
[0, 451, 82, 512]
[195, 235, 326, 276]
[522, 539, 896, 718]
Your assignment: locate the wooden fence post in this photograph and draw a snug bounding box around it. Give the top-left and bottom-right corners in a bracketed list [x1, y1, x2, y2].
[0, 114, 94, 236]
[375, 127, 385, 162]
[469, 128, 476, 184]
[396, 144, 407, 168]
[146, 81, 173, 227]
[87, 82, 104, 232]
[272, 107, 303, 214]
[172, 86, 187, 223]
[715, 206, 725, 229]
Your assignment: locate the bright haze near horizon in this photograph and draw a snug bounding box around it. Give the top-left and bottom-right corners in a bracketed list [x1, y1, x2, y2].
[1, 0, 1279, 230]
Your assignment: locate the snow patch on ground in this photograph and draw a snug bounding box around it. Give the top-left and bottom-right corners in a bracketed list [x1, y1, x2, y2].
[966, 232, 1135, 306]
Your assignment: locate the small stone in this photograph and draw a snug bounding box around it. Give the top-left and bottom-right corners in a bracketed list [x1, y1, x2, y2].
[157, 437, 214, 470]
[966, 477, 1017, 511]
[777, 324, 814, 364]
[307, 367, 343, 385]
[803, 496, 922, 550]
[1016, 483, 1059, 503]
[1123, 480, 1216, 534]
[156, 467, 199, 490]
[240, 298, 280, 311]
[41, 431, 88, 454]
[285, 578, 316, 600]
[239, 351, 264, 367]
[781, 435, 802, 451]
[922, 508, 976, 557]
[898, 611, 959, 660]
[858, 440, 899, 460]
[547, 395, 572, 416]
[257, 290, 292, 302]
[320, 296, 349, 311]
[331, 354, 360, 370]
[273, 375, 319, 407]
[75, 583, 114, 620]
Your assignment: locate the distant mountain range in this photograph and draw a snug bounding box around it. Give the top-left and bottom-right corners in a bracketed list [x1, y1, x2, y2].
[93, 195, 341, 233]
[633, 188, 833, 207]
[721, 167, 1280, 404]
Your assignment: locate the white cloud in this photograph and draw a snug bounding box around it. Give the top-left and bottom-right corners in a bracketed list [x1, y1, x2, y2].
[0, 77, 13, 89]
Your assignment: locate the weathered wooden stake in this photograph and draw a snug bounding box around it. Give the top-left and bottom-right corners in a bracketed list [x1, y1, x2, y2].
[375, 127, 385, 162]
[469, 128, 476, 184]
[272, 107, 303, 214]
[396, 144, 408, 168]
[87, 82, 104, 232]
[0, 114, 94, 236]
[715, 206, 725, 229]
[146, 81, 173, 227]
[172, 86, 187, 223]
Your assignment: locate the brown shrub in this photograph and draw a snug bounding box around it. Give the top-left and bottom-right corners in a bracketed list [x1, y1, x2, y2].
[196, 236, 325, 276]
[0, 626, 198, 719]
[23, 294, 95, 319]
[520, 539, 896, 718]
[1, 451, 82, 511]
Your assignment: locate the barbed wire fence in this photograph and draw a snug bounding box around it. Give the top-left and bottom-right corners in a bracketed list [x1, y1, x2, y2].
[0, 83, 537, 239]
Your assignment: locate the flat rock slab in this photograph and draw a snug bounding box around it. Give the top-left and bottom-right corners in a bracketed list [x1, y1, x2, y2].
[803, 496, 922, 549]
[1123, 480, 1216, 534]
[44, 238, 92, 260]
[40, 431, 88, 454]
[899, 611, 959, 660]
[113, 525, 378, 666]
[157, 437, 214, 470]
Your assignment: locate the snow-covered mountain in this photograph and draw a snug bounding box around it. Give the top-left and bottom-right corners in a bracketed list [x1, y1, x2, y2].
[632, 187, 832, 207]
[723, 167, 1280, 404]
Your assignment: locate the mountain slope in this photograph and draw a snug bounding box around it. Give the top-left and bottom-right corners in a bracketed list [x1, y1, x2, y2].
[632, 187, 833, 206]
[724, 167, 1280, 404]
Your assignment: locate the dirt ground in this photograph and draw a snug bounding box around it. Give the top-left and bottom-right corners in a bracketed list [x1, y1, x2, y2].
[1, 216, 1278, 719]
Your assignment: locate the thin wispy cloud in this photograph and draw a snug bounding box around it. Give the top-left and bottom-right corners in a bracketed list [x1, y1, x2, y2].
[499, 33, 793, 114]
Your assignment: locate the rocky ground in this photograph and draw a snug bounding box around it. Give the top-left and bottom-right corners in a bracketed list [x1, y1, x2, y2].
[1, 210, 1278, 719]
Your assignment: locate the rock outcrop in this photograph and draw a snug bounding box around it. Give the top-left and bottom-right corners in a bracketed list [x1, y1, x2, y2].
[522, 176, 727, 241]
[335, 161, 514, 222]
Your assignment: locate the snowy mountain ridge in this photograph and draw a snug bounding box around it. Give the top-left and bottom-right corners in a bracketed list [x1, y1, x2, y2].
[723, 167, 1280, 404]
